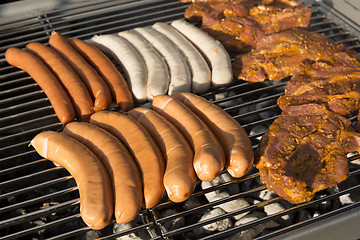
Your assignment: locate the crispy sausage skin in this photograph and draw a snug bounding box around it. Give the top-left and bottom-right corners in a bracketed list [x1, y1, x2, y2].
[30, 131, 113, 230]
[69, 38, 134, 112]
[90, 110, 165, 208]
[5, 47, 75, 126]
[128, 107, 196, 202]
[25, 42, 94, 121]
[63, 122, 143, 223]
[49, 32, 112, 112]
[173, 92, 254, 178]
[152, 95, 225, 181]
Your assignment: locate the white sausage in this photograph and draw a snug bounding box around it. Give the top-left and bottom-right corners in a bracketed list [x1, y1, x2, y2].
[171, 19, 233, 86]
[89, 34, 147, 103]
[134, 27, 192, 95]
[152, 22, 211, 93]
[118, 30, 170, 100]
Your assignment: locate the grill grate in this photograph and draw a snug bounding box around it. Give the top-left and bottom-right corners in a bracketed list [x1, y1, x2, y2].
[1, 0, 360, 239]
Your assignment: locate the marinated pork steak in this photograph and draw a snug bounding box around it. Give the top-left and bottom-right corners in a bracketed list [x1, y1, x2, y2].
[181, 0, 302, 7]
[184, 0, 310, 52]
[255, 103, 360, 204]
[233, 29, 357, 82]
[248, 5, 311, 34]
[277, 53, 360, 116]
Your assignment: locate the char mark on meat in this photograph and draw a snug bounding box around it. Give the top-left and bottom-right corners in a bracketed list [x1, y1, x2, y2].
[233, 29, 358, 82]
[255, 103, 360, 204]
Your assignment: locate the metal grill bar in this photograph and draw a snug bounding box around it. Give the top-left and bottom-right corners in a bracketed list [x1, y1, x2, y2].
[0, 175, 73, 201]
[0, 214, 82, 240]
[0, 198, 79, 229]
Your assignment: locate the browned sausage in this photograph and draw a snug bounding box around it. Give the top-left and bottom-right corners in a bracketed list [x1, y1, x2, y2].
[30, 131, 113, 230]
[25, 42, 94, 121]
[5, 47, 75, 126]
[69, 38, 134, 112]
[49, 32, 112, 112]
[128, 107, 196, 202]
[63, 122, 143, 223]
[152, 95, 225, 181]
[90, 110, 165, 208]
[173, 92, 254, 178]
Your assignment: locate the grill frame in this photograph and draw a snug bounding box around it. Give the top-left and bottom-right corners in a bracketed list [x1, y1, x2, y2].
[1, 0, 360, 239]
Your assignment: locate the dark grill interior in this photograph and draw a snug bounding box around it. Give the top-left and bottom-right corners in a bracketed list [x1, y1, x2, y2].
[1, 0, 360, 239]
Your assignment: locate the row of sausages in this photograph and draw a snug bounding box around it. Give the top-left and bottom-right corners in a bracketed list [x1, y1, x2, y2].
[30, 93, 254, 230]
[5, 20, 233, 127]
[91, 20, 233, 102]
[5, 32, 133, 125]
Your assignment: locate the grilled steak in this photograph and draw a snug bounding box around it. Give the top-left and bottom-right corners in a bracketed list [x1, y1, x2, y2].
[248, 5, 311, 34]
[256, 103, 360, 204]
[233, 29, 357, 82]
[277, 53, 360, 116]
[180, 0, 302, 7]
[184, 0, 310, 52]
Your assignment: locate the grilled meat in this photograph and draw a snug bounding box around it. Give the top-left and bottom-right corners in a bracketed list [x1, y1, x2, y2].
[277, 53, 360, 116]
[256, 103, 360, 204]
[184, 0, 311, 52]
[248, 5, 311, 34]
[180, 0, 302, 7]
[202, 16, 265, 52]
[233, 29, 357, 82]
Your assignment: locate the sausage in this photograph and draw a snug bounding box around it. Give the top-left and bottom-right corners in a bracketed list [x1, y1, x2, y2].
[170, 20, 233, 86]
[152, 22, 211, 93]
[63, 122, 143, 223]
[128, 107, 196, 202]
[5, 47, 75, 126]
[118, 30, 170, 100]
[89, 34, 147, 103]
[68, 38, 134, 112]
[134, 27, 192, 95]
[25, 42, 94, 121]
[152, 95, 225, 181]
[30, 131, 113, 230]
[89, 110, 165, 208]
[173, 92, 254, 178]
[49, 32, 112, 112]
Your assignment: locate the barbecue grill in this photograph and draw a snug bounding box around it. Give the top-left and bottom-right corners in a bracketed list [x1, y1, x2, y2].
[1, 0, 360, 239]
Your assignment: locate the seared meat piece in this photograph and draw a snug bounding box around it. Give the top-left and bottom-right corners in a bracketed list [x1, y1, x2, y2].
[203, 16, 265, 52]
[277, 53, 360, 116]
[248, 5, 311, 34]
[184, 0, 311, 52]
[180, 0, 301, 6]
[233, 29, 356, 82]
[181, 0, 274, 4]
[256, 103, 360, 204]
[294, 52, 360, 78]
[184, 1, 248, 22]
[184, 2, 263, 51]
